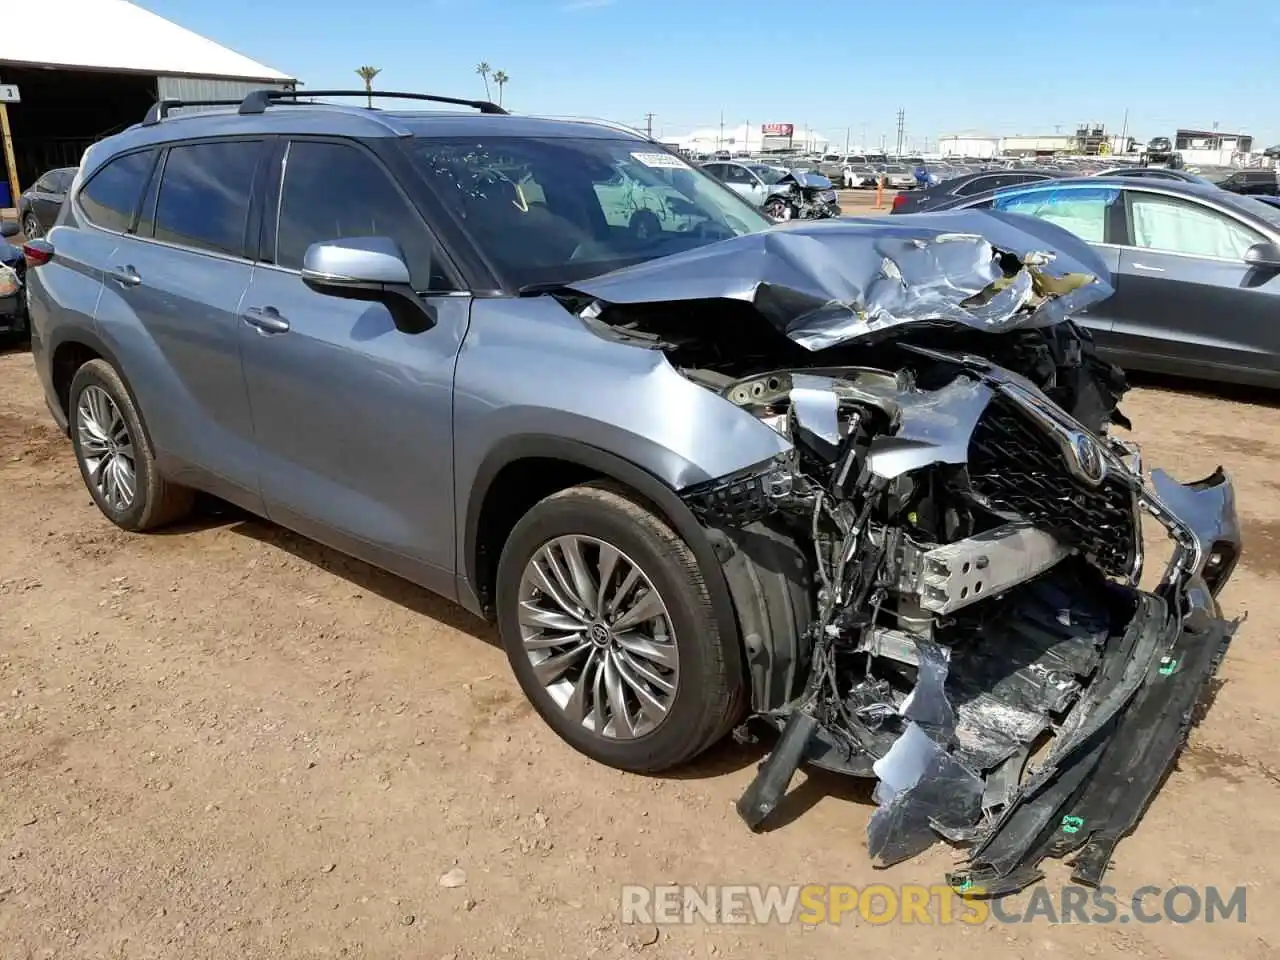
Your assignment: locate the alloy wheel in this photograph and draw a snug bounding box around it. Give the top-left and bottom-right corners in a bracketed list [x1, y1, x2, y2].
[76, 385, 137, 512]
[517, 534, 680, 739]
[22, 213, 41, 239]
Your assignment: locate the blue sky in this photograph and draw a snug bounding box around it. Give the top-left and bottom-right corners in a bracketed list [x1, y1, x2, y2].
[137, 0, 1277, 149]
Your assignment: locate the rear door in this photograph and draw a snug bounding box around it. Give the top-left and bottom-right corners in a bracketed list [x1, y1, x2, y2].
[29, 150, 154, 400]
[1106, 188, 1280, 382]
[238, 137, 470, 594]
[93, 138, 266, 508]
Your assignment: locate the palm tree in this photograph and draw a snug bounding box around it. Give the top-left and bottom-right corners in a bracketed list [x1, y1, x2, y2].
[493, 70, 509, 107]
[355, 65, 380, 108]
[475, 62, 491, 101]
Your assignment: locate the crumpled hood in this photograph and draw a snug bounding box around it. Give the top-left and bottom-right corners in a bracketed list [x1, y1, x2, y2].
[780, 170, 833, 190]
[565, 210, 1115, 351]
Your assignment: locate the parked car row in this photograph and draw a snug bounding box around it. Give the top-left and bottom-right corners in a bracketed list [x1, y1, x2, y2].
[896, 174, 1280, 387]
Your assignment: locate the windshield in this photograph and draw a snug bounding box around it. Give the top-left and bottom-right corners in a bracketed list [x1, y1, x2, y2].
[884, 164, 907, 173]
[407, 136, 772, 289]
[749, 164, 785, 184]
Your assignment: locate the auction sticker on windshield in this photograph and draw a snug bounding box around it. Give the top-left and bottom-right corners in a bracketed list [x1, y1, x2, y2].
[631, 151, 690, 169]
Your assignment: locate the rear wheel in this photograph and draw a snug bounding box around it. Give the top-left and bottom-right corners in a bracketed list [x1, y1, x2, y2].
[495, 483, 741, 773]
[68, 359, 194, 531]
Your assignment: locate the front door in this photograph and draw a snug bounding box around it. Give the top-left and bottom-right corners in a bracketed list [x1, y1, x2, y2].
[238, 137, 470, 597]
[1106, 189, 1280, 383]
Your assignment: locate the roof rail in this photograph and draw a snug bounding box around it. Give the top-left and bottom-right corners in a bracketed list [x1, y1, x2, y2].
[238, 89, 509, 116]
[142, 98, 245, 126]
[525, 115, 653, 141]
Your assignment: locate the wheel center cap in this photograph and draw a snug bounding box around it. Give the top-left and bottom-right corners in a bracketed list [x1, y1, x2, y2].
[588, 622, 612, 647]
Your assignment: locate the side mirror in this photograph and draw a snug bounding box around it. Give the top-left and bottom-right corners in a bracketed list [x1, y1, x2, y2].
[301, 237, 435, 334]
[1, 220, 19, 239]
[1243, 241, 1280, 269]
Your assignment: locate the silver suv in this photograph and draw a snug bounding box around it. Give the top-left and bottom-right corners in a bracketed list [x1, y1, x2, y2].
[26, 89, 1243, 891]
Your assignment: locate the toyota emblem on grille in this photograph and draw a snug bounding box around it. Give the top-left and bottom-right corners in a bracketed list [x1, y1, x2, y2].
[1067, 431, 1107, 486]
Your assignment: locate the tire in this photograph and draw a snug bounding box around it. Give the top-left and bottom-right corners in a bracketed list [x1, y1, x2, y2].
[495, 482, 742, 773]
[21, 212, 42, 240]
[68, 359, 194, 531]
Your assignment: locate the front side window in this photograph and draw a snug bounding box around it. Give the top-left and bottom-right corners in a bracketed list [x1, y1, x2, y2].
[749, 165, 785, 185]
[993, 186, 1120, 244]
[276, 140, 449, 290]
[1127, 193, 1263, 260]
[408, 136, 771, 288]
[79, 150, 156, 233]
[153, 141, 263, 257]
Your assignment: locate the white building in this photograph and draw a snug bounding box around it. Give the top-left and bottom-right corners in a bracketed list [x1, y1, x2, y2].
[1, 0, 294, 203]
[1174, 129, 1254, 167]
[666, 123, 834, 157]
[938, 134, 1000, 159]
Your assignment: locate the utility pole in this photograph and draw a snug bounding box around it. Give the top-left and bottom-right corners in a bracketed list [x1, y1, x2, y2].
[895, 107, 905, 157]
[845, 127, 851, 153]
[718, 111, 725, 150]
[643, 112, 654, 138]
[1119, 107, 1128, 154]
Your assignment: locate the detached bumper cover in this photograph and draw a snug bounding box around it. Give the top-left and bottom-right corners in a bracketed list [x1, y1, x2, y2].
[947, 468, 1242, 896]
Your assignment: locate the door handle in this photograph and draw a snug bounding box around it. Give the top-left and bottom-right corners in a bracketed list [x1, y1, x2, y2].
[1131, 262, 1165, 273]
[107, 264, 141, 287]
[241, 305, 291, 334]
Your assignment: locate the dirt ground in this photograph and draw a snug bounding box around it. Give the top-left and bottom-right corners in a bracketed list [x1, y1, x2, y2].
[1, 346, 1278, 960]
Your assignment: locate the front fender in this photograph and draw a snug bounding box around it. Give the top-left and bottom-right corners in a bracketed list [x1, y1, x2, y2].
[452, 297, 790, 525]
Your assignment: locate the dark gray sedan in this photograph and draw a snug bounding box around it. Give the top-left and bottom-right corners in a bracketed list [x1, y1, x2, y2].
[941, 177, 1280, 387]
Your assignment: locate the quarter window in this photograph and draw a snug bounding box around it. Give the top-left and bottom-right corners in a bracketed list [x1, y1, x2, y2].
[275, 140, 449, 290]
[1127, 193, 1263, 260]
[153, 141, 263, 257]
[78, 150, 157, 233]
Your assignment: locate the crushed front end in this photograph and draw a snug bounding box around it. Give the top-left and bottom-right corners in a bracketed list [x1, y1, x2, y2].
[688, 356, 1240, 895]
[563, 215, 1244, 893]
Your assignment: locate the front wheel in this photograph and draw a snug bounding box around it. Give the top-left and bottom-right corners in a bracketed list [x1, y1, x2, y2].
[495, 483, 742, 773]
[764, 197, 794, 221]
[21, 212, 42, 239]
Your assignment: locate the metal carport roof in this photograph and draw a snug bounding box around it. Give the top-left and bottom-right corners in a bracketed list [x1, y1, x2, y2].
[0, 0, 293, 83]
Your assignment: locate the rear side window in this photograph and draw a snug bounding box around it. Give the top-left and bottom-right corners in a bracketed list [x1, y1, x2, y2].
[275, 140, 450, 290]
[153, 140, 263, 257]
[955, 176, 995, 197]
[79, 150, 156, 233]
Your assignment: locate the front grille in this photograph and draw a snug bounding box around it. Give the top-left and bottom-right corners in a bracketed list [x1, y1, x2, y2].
[967, 397, 1136, 577]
